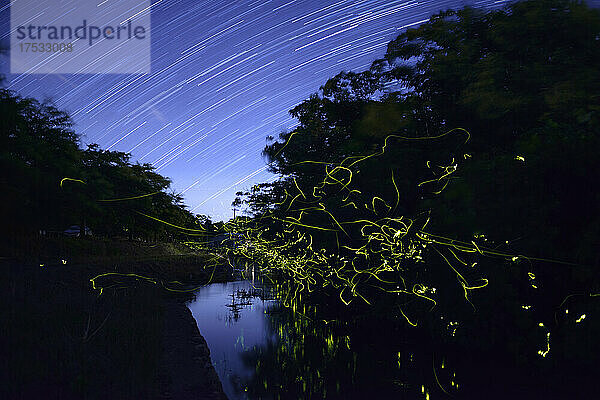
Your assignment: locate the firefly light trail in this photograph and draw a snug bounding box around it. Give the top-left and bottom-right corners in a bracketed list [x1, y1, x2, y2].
[75, 126, 597, 367]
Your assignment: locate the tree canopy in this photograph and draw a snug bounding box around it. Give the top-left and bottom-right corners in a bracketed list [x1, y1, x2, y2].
[0, 88, 205, 241]
[229, 1, 600, 336]
[238, 0, 600, 267]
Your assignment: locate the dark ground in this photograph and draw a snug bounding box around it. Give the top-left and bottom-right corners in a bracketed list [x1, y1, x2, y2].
[0, 239, 232, 400]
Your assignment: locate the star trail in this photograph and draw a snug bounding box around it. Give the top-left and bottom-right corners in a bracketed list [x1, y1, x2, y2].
[1, 0, 507, 220]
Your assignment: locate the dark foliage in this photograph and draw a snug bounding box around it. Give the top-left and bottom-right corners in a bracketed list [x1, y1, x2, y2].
[0, 89, 208, 242]
[238, 0, 600, 267]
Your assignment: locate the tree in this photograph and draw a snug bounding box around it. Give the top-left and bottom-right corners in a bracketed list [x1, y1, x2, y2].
[0, 88, 197, 242]
[0, 89, 81, 235]
[246, 0, 600, 266]
[231, 1, 600, 342]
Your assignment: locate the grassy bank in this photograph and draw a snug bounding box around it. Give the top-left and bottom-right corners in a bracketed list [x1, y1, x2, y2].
[0, 235, 235, 283]
[1, 235, 200, 264]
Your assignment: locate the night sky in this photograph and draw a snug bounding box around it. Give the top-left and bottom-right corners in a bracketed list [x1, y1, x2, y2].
[1, 0, 514, 220]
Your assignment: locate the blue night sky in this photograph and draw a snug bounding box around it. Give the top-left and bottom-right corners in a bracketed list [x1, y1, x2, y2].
[0, 0, 544, 220]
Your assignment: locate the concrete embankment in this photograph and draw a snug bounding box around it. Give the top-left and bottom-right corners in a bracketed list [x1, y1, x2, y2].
[159, 299, 228, 400]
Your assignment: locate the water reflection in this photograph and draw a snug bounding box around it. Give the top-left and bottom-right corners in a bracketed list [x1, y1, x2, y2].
[188, 280, 456, 400]
[188, 281, 277, 400]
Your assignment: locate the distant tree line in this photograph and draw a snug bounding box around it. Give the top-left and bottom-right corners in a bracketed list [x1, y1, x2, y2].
[0, 88, 211, 242]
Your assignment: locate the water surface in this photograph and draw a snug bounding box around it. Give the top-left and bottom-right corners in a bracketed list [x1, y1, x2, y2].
[188, 280, 277, 399]
[188, 280, 445, 400]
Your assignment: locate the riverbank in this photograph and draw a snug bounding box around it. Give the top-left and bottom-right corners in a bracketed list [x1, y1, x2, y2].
[0, 256, 231, 399]
[159, 298, 227, 400]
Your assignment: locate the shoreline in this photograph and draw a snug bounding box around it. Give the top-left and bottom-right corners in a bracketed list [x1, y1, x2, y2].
[159, 298, 228, 400]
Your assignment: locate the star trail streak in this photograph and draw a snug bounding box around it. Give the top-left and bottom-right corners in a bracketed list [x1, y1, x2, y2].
[1, 0, 507, 220]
